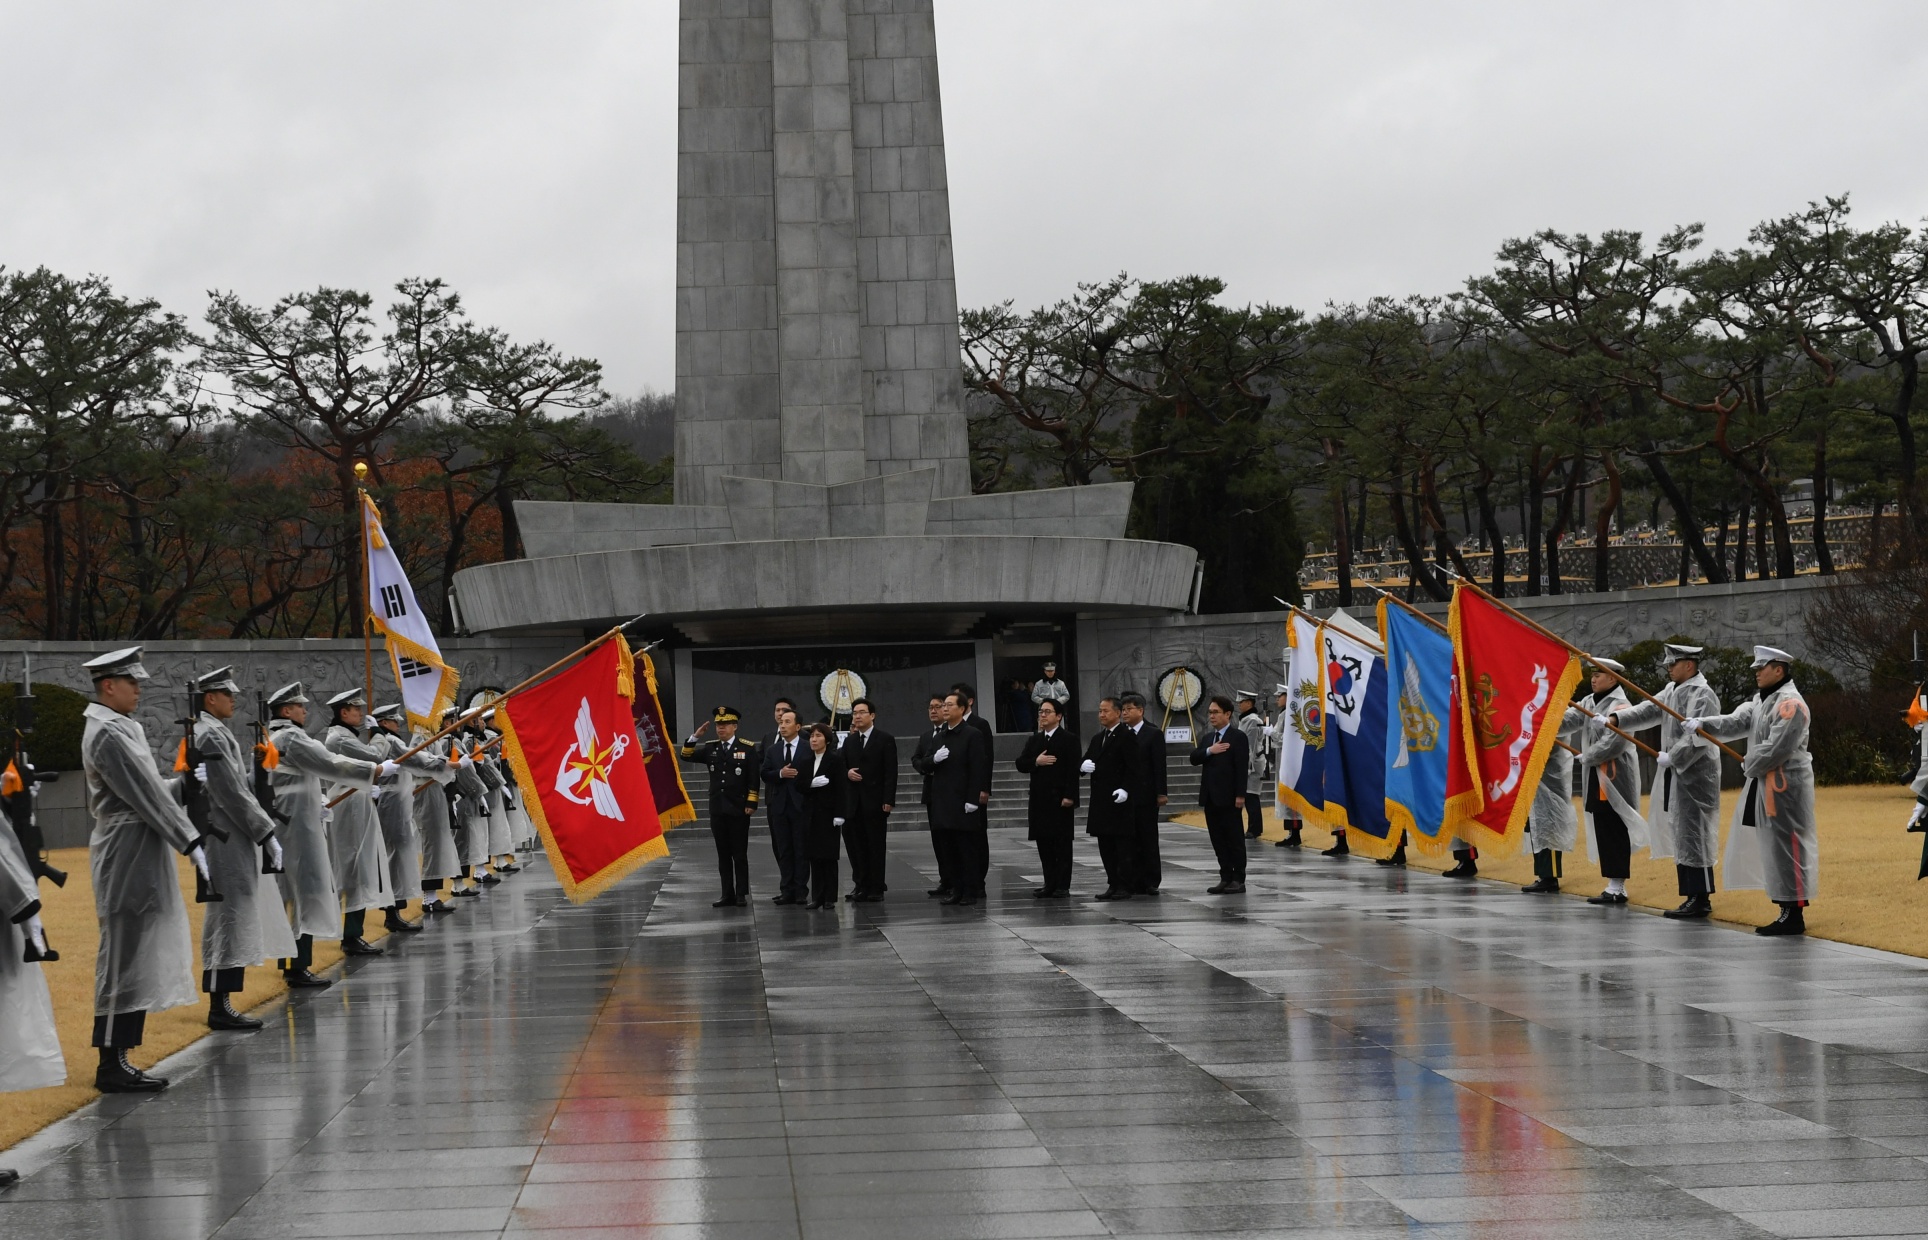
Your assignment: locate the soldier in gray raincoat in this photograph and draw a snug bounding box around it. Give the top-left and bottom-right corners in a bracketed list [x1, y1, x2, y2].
[416, 720, 466, 911]
[193, 667, 294, 1030]
[371, 703, 447, 934]
[80, 646, 216, 1091]
[1567, 658, 1649, 907]
[1610, 643, 1723, 919]
[1689, 645, 1818, 937]
[266, 682, 385, 987]
[323, 688, 395, 956]
[1520, 711, 1582, 893]
[0, 819, 64, 1186]
[446, 719, 492, 898]
[480, 711, 518, 874]
[1234, 691, 1269, 840]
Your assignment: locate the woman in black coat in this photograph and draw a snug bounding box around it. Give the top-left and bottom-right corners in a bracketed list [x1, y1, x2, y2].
[801, 723, 847, 909]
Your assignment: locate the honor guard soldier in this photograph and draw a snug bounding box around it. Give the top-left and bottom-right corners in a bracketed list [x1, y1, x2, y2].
[1567, 658, 1649, 906]
[444, 715, 491, 898]
[1521, 712, 1582, 893]
[371, 703, 447, 933]
[80, 646, 216, 1091]
[1, 817, 64, 1185]
[1689, 646, 1819, 936]
[1271, 684, 1304, 848]
[415, 709, 465, 914]
[193, 667, 293, 1030]
[1234, 691, 1268, 839]
[681, 707, 760, 907]
[479, 709, 518, 875]
[265, 682, 386, 987]
[1611, 643, 1723, 918]
[1031, 662, 1071, 716]
[322, 689, 394, 956]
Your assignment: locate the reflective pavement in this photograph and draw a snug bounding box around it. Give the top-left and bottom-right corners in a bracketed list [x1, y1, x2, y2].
[6, 823, 1928, 1238]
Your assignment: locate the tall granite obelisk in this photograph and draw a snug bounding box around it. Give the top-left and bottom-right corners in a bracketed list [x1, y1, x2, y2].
[675, 0, 972, 508]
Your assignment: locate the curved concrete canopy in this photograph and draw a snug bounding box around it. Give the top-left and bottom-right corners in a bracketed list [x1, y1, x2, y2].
[451, 535, 1198, 634]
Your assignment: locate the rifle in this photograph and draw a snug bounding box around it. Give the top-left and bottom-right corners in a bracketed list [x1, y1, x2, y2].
[3, 657, 66, 888]
[177, 683, 225, 904]
[252, 692, 286, 874]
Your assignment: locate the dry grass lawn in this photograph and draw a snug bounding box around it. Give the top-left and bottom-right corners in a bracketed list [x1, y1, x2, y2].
[1, 848, 418, 1154]
[1177, 783, 1928, 957]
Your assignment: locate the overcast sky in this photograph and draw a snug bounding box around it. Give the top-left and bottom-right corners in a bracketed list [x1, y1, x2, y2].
[3, 2, 1925, 396]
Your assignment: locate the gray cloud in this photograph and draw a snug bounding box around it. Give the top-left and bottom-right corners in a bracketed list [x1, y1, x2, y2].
[3, 2, 1924, 396]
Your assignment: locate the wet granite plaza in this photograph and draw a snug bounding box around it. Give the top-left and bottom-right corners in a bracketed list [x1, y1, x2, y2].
[5, 823, 1928, 1239]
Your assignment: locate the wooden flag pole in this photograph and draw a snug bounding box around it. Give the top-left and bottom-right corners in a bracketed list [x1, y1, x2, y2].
[412, 733, 504, 797]
[1429, 568, 1746, 763]
[1565, 700, 1659, 758]
[327, 612, 649, 808]
[1271, 597, 1385, 654]
[1358, 582, 1579, 757]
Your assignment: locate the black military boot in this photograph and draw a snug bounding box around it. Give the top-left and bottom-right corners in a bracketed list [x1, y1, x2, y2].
[1756, 903, 1806, 936]
[1276, 830, 1301, 849]
[208, 994, 262, 1031]
[1376, 842, 1407, 868]
[95, 1047, 167, 1093]
[1321, 833, 1349, 858]
[1520, 876, 1560, 894]
[1443, 852, 1478, 878]
[1664, 894, 1712, 920]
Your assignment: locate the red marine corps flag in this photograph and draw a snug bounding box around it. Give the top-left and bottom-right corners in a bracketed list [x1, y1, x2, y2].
[497, 634, 667, 901]
[1444, 584, 1582, 852]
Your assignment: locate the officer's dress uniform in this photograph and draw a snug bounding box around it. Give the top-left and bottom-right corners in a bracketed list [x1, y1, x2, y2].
[193, 670, 293, 1018]
[680, 713, 760, 906]
[1697, 647, 1820, 935]
[1613, 646, 1722, 906]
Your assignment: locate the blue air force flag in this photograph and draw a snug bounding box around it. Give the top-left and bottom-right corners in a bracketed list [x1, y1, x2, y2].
[1378, 600, 1453, 850]
[1320, 621, 1393, 852]
[1276, 613, 1329, 826]
[362, 493, 461, 731]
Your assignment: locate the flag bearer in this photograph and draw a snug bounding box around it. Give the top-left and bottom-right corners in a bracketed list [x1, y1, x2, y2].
[1611, 643, 1723, 918]
[1568, 658, 1648, 907]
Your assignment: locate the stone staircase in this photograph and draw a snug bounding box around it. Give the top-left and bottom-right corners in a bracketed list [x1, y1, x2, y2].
[673, 733, 1204, 832]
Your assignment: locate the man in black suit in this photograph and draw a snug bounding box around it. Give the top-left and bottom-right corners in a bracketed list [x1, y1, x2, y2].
[838, 697, 897, 902]
[1016, 699, 1080, 897]
[915, 691, 992, 905]
[756, 696, 798, 771]
[910, 693, 953, 898]
[758, 709, 809, 905]
[1191, 695, 1251, 893]
[1119, 691, 1166, 894]
[1081, 695, 1145, 900]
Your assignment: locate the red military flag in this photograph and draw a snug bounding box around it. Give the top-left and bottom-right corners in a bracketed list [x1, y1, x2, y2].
[630, 649, 695, 829]
[1444, 585, 1582, 852]
[498, 634, 667, 901]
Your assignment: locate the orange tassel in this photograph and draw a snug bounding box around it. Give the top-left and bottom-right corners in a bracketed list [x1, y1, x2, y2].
[255, 738, 281, 770]
[0, 761, 22, 797]
[173, 737, 189, 773]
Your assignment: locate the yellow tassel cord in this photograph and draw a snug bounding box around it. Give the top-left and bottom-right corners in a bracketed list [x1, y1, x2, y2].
[496, 706, 666, 905]
[1374, 598, 1454, 859]
[615, 633, 637, 703]
[639, 649, 697, 829]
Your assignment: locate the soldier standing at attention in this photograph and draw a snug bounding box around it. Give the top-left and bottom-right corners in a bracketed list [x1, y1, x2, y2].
[80, 647, 216, 1091]
[680, 707, 760, 907]
[1031, 662, 1071, 718]
[193, 667, 290, 1030]
[321, 689, 394, 957]
[1234, 691, 1269, 840]
[1611, 643, 1723, 919]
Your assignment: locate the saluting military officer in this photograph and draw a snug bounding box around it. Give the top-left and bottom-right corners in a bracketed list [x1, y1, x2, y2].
[322, 689, 394, 956]
[80, 646, 216, 1091]
[681, 706, 761, 907]
[1611, 643, 1723, 919]
[266, 682, 387, 987]
[193, 667, 292, 1030]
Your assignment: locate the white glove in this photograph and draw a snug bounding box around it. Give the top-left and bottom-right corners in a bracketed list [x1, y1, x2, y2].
[265, 837, 284, 869]
[1681, 718, 1702, 733]
[810, 775, 830, 788]
[193, 762, 209, 785]
[458, 752, 474, 768]
[368, 785, 383, 803]
[833, 817, 845, 827]
[24, 912, 47, 954]
[1653, 751, 1672, 769]
[933, 745, 950, 763]
[1909, 802, 1927, 829]
[319, 805, 334, 826]
[1112, 788, 1128, 804]
[378, 760, 399, 778]
[1080, 759, 1096, 774]
[963, 802, 979, 814]
[188, 844, 211, 882]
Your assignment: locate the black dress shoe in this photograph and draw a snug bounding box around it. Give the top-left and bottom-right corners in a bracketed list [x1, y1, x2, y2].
[0, 1168, 18, 1189]
[941, 891, 967, 905]
[496, 862, 522, 873]
[713, 897, 739, 908]
[383, 912, 424, 933]
[95, 1051, 167, 1093]
[951, 893, 978, 906]
[1376, 849, 1406, 868]
[1032, 887, 1052, 898]
[735, 896, 748, 907]
[1585, 891, 1629, 906]
[1321, 838, 1349, 858]
[1276, 834, 1301, 849]
[927, 887, 952, 899]
[1520, 877, 1560, 894]
[341, 937, 385, 957]
[1222, 881, 1247, 893]
[1664, 895, 1712, 920]
[1443, 860, 1478, 878]
[476, 871, 502, 886]
[771, 895, 797, 905]
[208, 996, 262, 1031]
[282, 968, 333, 989]
[1207, 883, 1228, 894]
[421, 899, 455, 916]
[451, 886, 480, 898]
[1757, 906, 1806, 936]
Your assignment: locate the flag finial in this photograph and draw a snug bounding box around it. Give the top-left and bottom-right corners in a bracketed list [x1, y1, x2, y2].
[353, 461, 368, 484]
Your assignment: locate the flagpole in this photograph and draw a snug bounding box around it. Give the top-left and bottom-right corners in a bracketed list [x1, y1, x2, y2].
[355, 462, 375, 720]
[1427, 567, 1746, 763]
[1271, 596, 1385, 654]
[1359, 582, 1580, 757]
[326, 611, 650, 808]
